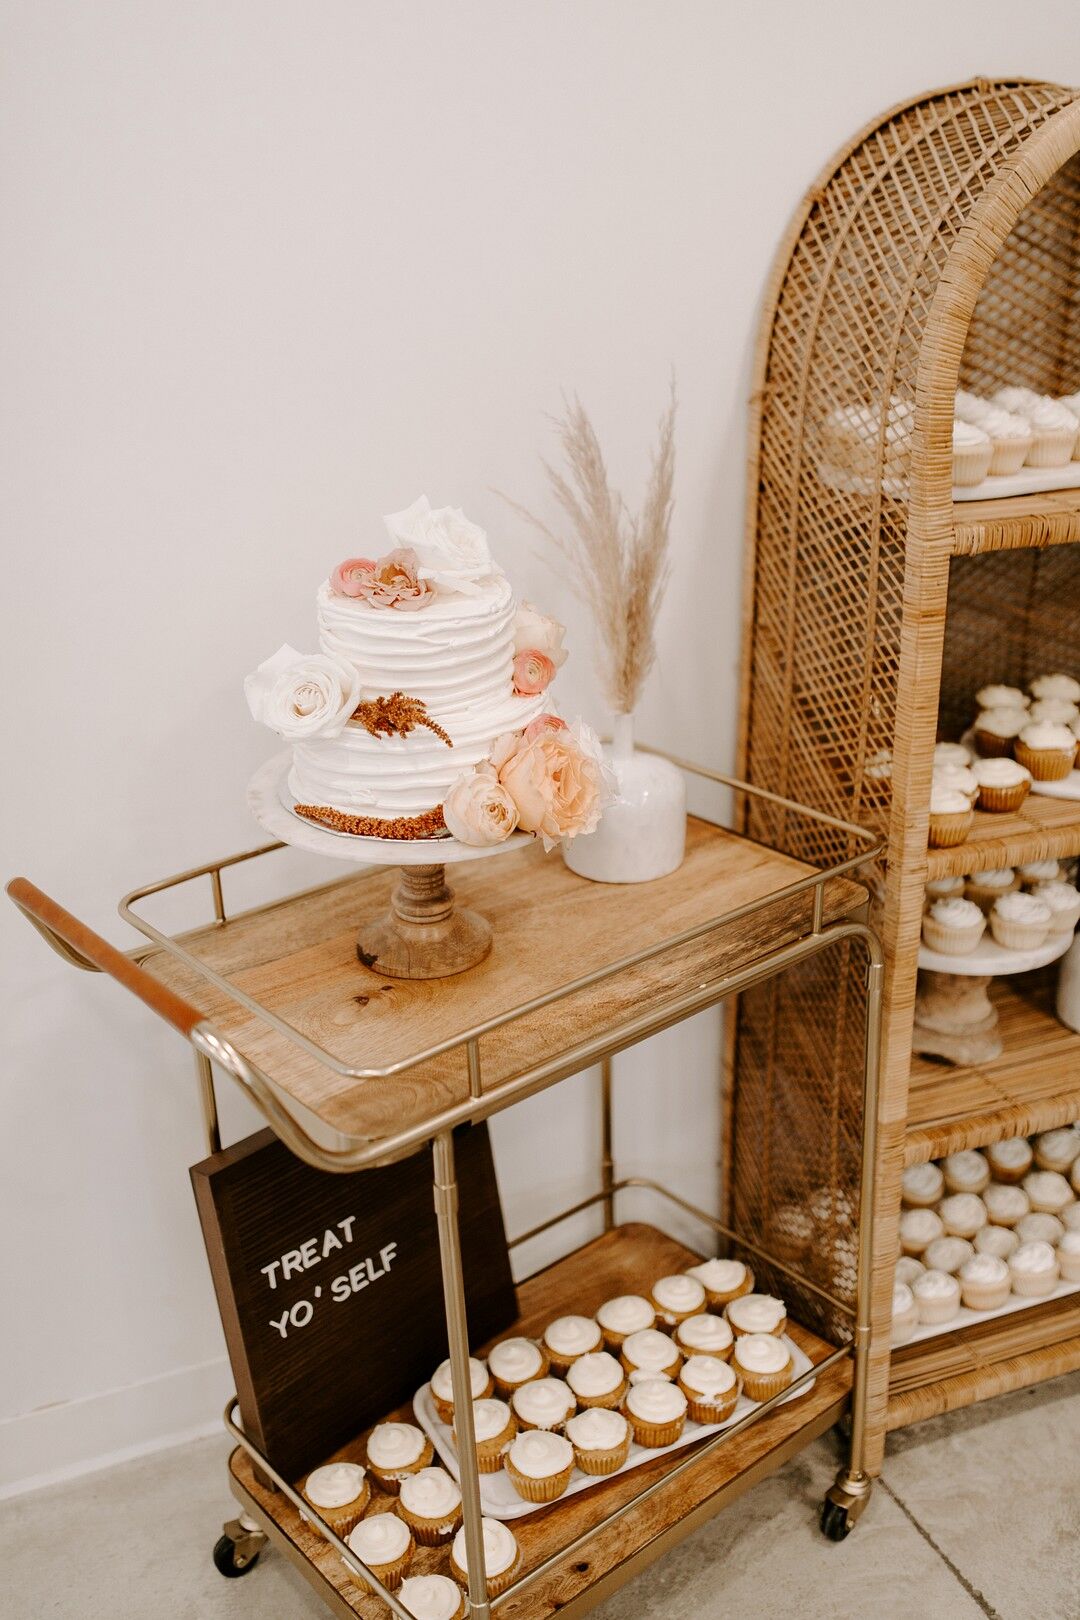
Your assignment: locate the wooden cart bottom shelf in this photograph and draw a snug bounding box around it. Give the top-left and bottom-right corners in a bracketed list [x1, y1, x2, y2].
[228, 1223, 851, 1619]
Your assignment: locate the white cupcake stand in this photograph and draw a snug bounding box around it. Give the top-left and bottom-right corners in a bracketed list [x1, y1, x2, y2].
[912, 931, 1073, 1065]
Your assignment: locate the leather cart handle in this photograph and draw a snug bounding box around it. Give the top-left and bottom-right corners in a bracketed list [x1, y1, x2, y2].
[7, 876, 204, 1039]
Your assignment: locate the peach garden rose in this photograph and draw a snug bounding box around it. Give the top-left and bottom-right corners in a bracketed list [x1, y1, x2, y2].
[442, 765, 519, 846]
[496, 723, 610, 850]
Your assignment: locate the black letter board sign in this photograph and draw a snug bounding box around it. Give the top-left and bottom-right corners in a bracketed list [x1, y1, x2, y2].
[191, 1122, 516, 1482]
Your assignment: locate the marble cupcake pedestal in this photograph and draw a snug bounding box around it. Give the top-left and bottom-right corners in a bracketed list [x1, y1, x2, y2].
[912, 931, 1073, 1064]
[248, 753, 531, 979]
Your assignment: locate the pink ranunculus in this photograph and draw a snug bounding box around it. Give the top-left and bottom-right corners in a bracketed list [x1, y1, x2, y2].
[524, 713, 569, 743]
[354, 547, 436, 611]
[330, 557, 377, 597]
[512, 648, 556, 696]
[497, 728, 609, 850]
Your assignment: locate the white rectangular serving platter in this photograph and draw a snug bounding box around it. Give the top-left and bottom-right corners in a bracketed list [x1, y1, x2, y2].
[899, 1275, 1080, 1348]
[952, 462, 1080, 502]
[412, 1337, 815, 1521]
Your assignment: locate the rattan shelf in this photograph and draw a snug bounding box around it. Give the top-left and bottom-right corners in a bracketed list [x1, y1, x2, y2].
[734, 77, 1080, 1474]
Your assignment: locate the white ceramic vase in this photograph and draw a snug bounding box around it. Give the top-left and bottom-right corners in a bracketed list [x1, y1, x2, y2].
[563, 713, 686, 884]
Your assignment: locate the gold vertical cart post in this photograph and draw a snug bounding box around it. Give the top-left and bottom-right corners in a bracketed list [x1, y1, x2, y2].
[9, 752, 883, 1617]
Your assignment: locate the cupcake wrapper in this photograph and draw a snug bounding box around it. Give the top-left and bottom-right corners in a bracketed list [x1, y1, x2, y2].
[928, 808, 974, 847]
[1025, 428, 1077, 468]
[976, 781, 1030, 814]
[987, 1161, 1029, 1185]
[351, 1545, 413, 1593]
[450, 1548, 522, 1599]
[574, 1380, 628, 1410]
[986, 437, 1031, 477]
[736, 1363, 793, 1403]
[306, 1480, 371, 1540]
[455, 1422, 517, 1473]
[1058, 1252, 1080, 1283]
[959, 1280, 1011, 1311]
[505, 1459, 574, 1503]
[678, 1376, 740, 1425]
[1010, 1268, 1058, 1297]
[989, 913, 1052, 952]
[921, 915, 984, 955]
[396, 1504, 461, 1548]
[704, 1271, 755, 1309]
[675, 1332, 733, 1360]
[953, 441, 992, 487]
[619, 1349, 681, 1380]
[367, 1443, 434, 1496]
[572, 1438, 631, 1476]
[626, 1412, 685, 1448]
[1034, 1149, 1080, 1174]
[915, 1294, 959, 1325]
[973, 730, 1015, 758]
[1014, 741, 1075, 781]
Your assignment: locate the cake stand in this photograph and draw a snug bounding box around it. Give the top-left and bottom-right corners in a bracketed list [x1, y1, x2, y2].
[912, 930, 1073, 1064]
[248, 753, 530, 980]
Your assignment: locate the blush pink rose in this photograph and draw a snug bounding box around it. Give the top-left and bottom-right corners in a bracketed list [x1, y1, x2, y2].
[513, 649, 556, 696]
[524, 713, 569, 743]
[330, 557, 376, 597]
[497, 729, 607, 849]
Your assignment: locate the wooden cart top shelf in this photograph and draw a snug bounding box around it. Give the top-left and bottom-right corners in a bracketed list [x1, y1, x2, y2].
[132, 816, 868, 1149]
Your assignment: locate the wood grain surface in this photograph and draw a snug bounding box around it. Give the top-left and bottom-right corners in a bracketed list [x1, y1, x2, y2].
[139, 817, 865, 1143]
[229, 1223, 849, 1618]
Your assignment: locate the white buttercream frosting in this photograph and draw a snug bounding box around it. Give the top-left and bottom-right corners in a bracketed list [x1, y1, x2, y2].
[468, 1399, 513, 1444]
[565, 1407, 629, 1451]
[686, 1258, 749, 1293]
[1018, 860, 1062, 881]
[487, 1338, 544, 1384]
[543, 1316, 601, 1358]
[1026, 396, 1078, 432]
[399, 1468, 461, 1521]
[733, 1333, 790, 1374]
[510, 1377, 574, 1429]
[960, 1254, 1008, 1286]
[367, 1423, 426, 1471]
[398, 1574, 464, 1620]
[895, 1256, 926, 1285]
[912, 1269, 960, 1301]
[450, 1519, 517, 1579]
[1009, 1239, 1057, 1274]
[934, 765, 978, 798]
[994, 891, 1051, 924]
[892, 1283, 915, 1316]
[902, 1162, 945, 1203]
[929, 898, 983, 929]
[651, 1275, 706, 1315]
[347, 1512, 411, 1565]
[930, 787, 971, 814]
[975, 684, 1028, 709]
[621, 1329, 680, 1373]
[1015, 1212, 1064, 1246]
[972, 758, 1031, 787]
[953, 419, 989, 448]
[430, 1357, 488, 1404]
[1033, 881, 1080, 922]
[934, 742, 973, 767]
[993, 385, 1043, 413]
[676, 1314, 734, 1354]
[926, 875, 965, 899]
[971, 867, 1016, 890]
[597, 1295, 655, 1334]
[1059, 1230, 1080, 1255]
[304, 1462, 367, 1509]
[625, 1379, 688, 1423]
[975, 1224, 1019, 1258]
[975, 706, 1027, 739]
[1019, 721, 1075, 752]
[725, 1294, 785, 1334]
[900, 1208, 943, 1247]
[507, 1429, 572, 1478]
[943, 1150, 989, 1189]
[680, 1355, 737, 1396]
[1023, 1169, 1073, 1210]
[1030, 673, 1080, 703]
[923, 1237, 974, 1274]
[1035, 1127, 1080, 1167]
[939, 1193, 987, 1234]
[1028, 698, 1080, 726]
[987, 1137, 1032, 1170]
[567, 1352, 624, 1399]
[983, 1184, 1029, 1224]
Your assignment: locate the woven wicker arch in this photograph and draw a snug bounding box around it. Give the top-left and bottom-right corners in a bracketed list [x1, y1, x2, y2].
[728, 79, 1080, 1475]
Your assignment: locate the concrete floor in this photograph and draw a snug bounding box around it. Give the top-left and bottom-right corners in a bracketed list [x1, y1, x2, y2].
[1, 1374, 1077, 1620]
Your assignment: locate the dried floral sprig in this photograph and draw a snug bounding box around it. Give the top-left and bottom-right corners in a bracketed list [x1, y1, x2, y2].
[294, 803, 447, 839]
[503, 386, 675, 714]
[351, 693, 452, 747]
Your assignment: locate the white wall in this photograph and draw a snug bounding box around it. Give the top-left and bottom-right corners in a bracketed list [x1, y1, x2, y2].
[3, 0, 1078, 1495]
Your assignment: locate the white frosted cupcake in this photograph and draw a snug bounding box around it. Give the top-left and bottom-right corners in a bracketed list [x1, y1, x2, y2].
[895, 1255, 926, 1287]
[619, 1328, 682, 1381]
[900, 1207, 944, 1255]
[958, 1253, 1011, 1311]
[990, 891, 1053, 951]
[504, 1429, 574, 1504]
[767, 1204, 815, 1264]
[902, 1161, 946, 1208]
[510, 1376, 575, 1432]
[973, 706, 1027, 758]
[942, 1150, 990, 1195]
[1058, 1229, 1080, 1283]
[596, 1295, 655, 1349]
[452, 1399, 516, 1475]
[966, 866, 1019, 915]
[974, 405, 1033, 474]
[730, 1333, 794, 1402]
[1015, 721, 1076, 782]
[1029, 698, 1080, 727]
[952, 418, 992, 485]
[933, 763, 978, 802]
[972, 757, 1031, 814]
[623, 1376, 688, 1446]
[684, 1257, 754, 1308]
[974, 1224, 1019, 1259]
[677, 1354, 741, 1423]
[934, 740, 973, 768]
[650, 1273, 706, 1327]
[724, 1293, 787, 1338]
[891, 1282, 919, 1344]
[398, 1575, 466, 1620]
[429, 1357, 491, 1425]
[487, 1336, 548, 1396]
[922, 897, 985, 955]
[925, 873, 966, 903]
[928, 786, 974, 847]
[564, 1406, 630, 1476]
[1021, 396, 1078, 466]
[448, 1519, 521, 1600]
[1034, 1128, 1080, 1174]
[1018, 858, 1064, 887]
[1015, 1212, 1065, 1247]
[1023, 1169, 1074, 1214]
[975, 683, 1029, 711]
[923, 1236, 974, 1275]
[1009, 1239, 1059, 1298]
[1071, 1168, 1080, 1204]
[366, 1423, 433, 1495]
[396, 1469, 462, 1548]
[983, 1183, 1029, 1227]
[541, 1315, 601, 1373]
[912, 1268, 961, 1325]
[1030, 673, 1080, 704]
[674, 1312, 734, 1360]
[346, 1513, 414, 1592]
[566, 1351, 627, 1410]
[986, 1136, 1033, 1184]
[302, 1462, 371, 1538]
[938, 1193, 988, 1239]
[1032, 881, 1080, 936]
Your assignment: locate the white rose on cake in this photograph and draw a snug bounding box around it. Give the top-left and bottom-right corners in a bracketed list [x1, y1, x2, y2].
[383, 496, 499, 595]
[513, 603, 568, 667]
[244, 644, 360, 740]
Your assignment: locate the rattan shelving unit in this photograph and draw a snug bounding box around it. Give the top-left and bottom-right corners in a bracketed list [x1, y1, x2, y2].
[731, 78, 1080, 1471]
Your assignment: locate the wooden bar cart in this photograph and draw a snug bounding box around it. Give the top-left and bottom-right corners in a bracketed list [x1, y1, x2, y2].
[8, 752, 883, 1618]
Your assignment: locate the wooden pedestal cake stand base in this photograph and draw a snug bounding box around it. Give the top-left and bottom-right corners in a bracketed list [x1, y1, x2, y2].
[913, 932, 1074, 1064]
[247, 753, 529, 979]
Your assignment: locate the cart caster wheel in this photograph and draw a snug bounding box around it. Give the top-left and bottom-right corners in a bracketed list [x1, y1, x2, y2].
[214, 1517, 267, 1577]
[821, 1499, 852, 1541]
[213, 1534, 259, 1576]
